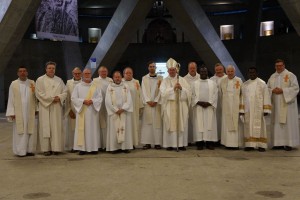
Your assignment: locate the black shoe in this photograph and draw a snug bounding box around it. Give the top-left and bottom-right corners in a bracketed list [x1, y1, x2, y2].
[98, 148, 106, 152]
[207, 144, 215, 150]
[178, 147, 186, 151]
[90, 151, 98, 155]
[78, 151, 86, 155]
[112, 150, 121, 154]
[53, 152, 59, 155]
[143, 144, 151, 150]
[154, 145, 162, 149]
[196, 141, 204, 150]
[44, 152, 51, 156]
[123, 150, 130, 153]
[272, 146, 284, 150]
[244, 147, 254, 151]
[284, 146, 292, 151]
[70, 149, 77, 153]
[166, 147, 174, 151]
[258, 147, 266, 152]
[206, 142, 215, 150]
[226, 147, 239, 150]
[26, 153, 35, 156]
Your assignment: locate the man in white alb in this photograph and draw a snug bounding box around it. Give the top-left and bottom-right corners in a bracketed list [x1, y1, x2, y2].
[267, 59, 299, 151]
[65, 67, 82, 152]
[160, 58, 191, 151]
[220, 65, 243, 149]
[240, 67, 271, 152]
[210, 63, 227, 143]
[106, 71, 133, 153]
[140, 61, 163, 150]
[72, 68, 102, 155]
[184, 61, 200, 144]
[6, 66, 37, 157]
[93, 66, 113, 150]
[123, 67, 143, 147]
[191, 67, 218, 150]
[35, 61, 67, 156]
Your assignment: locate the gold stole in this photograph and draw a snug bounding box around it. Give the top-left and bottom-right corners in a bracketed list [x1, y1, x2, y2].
[269, 72, 290, 124]
[279, 72, 290, 124]
[143, 76, 162, 128]
[77, 83, 97, 146]
[222, 78, 241, 131]
[110, 85, 127, 143]
[12, 80, 35, 134]
[168, 78, 184, 133]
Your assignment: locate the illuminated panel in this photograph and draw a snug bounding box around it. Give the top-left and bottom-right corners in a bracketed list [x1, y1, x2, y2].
[220, 25, 234, 40]
[156, 62, 168, 78]
[260, 21, 274, 36]
[88, 28, 101, 43]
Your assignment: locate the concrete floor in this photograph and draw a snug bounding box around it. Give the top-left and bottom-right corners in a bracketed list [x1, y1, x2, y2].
[0, 115, 300, 200]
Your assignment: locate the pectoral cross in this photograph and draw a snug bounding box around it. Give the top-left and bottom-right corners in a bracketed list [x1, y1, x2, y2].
[284, 75, 289, 82]
[235, 81, 240, 89]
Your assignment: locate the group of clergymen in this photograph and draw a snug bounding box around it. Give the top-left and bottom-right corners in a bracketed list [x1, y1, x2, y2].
[6, 58, 299, 157]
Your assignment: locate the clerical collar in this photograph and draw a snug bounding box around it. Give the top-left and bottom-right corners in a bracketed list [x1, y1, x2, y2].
[18, 78, 27, 82]
[149, 74, 157, 78]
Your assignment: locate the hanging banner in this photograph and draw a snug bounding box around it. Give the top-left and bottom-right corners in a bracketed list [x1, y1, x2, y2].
[35, 0, 79, 42]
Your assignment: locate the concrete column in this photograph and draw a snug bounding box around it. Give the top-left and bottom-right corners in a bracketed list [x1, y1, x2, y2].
[278, 0, 300, 36]
[239, 0, 263, 74]
[164, 0, 244, 79]
[84, 0, 155, 76]
[0, 0, 41, 74]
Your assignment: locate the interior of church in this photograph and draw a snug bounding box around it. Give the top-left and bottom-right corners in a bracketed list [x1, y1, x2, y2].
[0, 1, 299, 199]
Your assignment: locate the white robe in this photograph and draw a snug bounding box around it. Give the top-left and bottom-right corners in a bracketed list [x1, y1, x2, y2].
[160, 76, 191, 148]
[267, 69, 300, 147]
[140, 74, 163, 145]
[64, 78, 81, 150]
[6, 79, 37, 156]
[184, 73, 200, 143]
[105, 82, 134, 151]
[93, 76, 113, 148]
[210, 74, 227, 139]
[191, 79, 218, 142]
[35, 75, 67, 152]
[71, 82, 102, 152]
[220, 76, 243, 147]
[122, 78, 143, 146]
[240, 78, 271, 149]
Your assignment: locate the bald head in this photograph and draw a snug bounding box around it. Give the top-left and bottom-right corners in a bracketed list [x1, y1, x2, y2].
[226, 65, 236, 79]
[188, 62, 197, 77]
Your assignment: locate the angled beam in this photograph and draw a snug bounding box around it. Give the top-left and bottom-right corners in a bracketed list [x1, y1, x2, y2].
[0, 0, 41, 73]
[164, 0, 244, 80]
[85, 0, 155, 76]
[278, 0, 300, 36]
